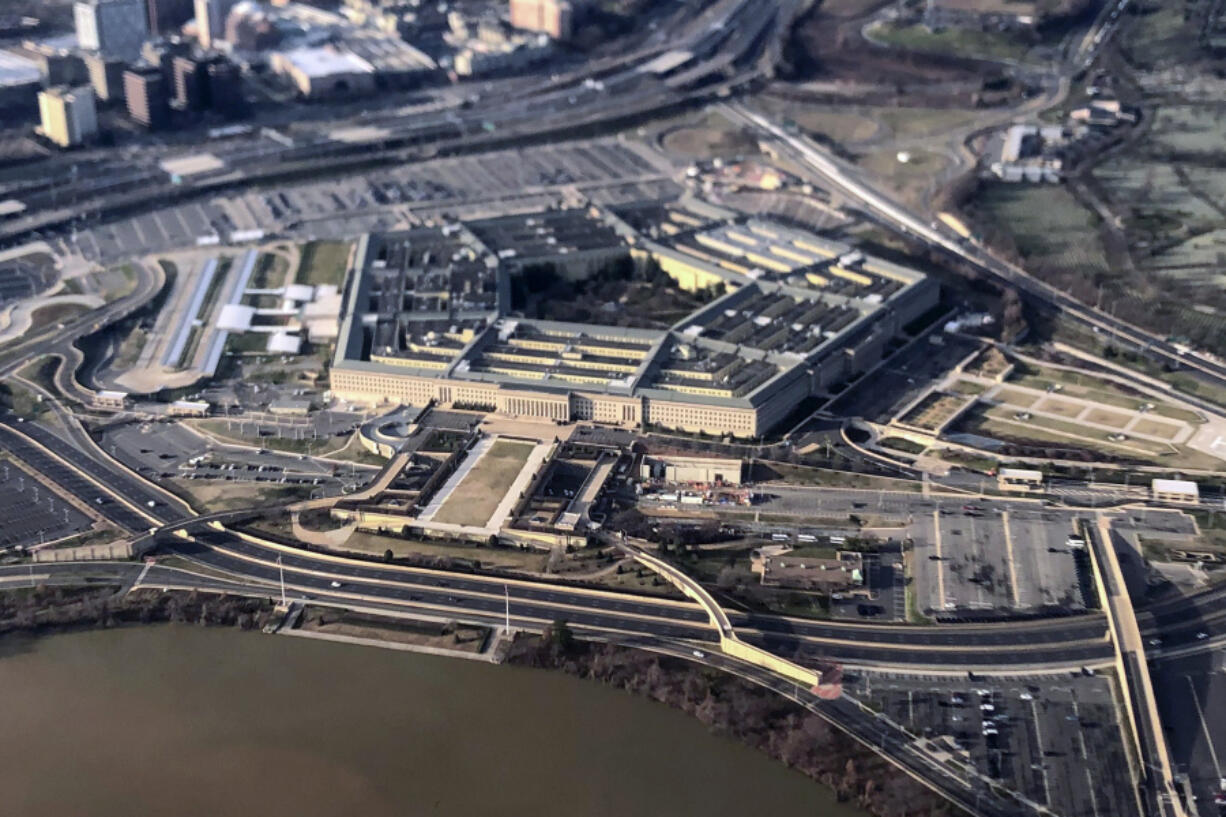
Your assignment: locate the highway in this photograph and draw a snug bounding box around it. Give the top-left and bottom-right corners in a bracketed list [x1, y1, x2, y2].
[145, 524, 1117, 670]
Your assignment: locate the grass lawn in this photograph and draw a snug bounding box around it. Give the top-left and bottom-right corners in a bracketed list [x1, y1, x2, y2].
[340, 530, 550, 572]
[660, 109, 761, 159]
[1084, 407, 1131, 429]
[858, 148, 951, 208]
[879, 437, 927, 455]
[1009, 364, 1205, 424]
[251, 252, 290, 290]
[295, 241, 352, 287]
[949, 380, 987, 396]
[759, 461, 924, 493]
[967, 183, 1111, 289]
[433, 440, 536, 527]
[867, 21, 1031, 61]
[171, 479, 313, 512]
[970, 406, 1202, 462]
[193, 419, 354, 458]
[28, 302, 88, 332]
[1131, 417, 1181, 440]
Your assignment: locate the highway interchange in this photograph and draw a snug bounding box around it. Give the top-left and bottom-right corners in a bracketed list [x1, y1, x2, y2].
[0, 1, 1224, 813]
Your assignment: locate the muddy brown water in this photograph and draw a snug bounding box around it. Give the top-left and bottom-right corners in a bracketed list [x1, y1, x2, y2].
[0, 626, 867, 817]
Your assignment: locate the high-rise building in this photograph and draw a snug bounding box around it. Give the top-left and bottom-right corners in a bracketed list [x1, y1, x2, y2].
[74, 0, 150, 61]
[206, 58, 244, 118]
[83, 52, 127, 102]
[193, 0, 237, 49]
[171, 52, 242, 116]
[38, 86, 98, 148]
[508, 0, 573, 40]
[123, 63, 170, 129]
[171, 54, 206, 111]
[142, 36, 191, 81]
[147, 0, 194, 33]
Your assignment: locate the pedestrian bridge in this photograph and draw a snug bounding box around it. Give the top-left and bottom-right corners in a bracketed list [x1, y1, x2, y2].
[617, 539, 822, 690]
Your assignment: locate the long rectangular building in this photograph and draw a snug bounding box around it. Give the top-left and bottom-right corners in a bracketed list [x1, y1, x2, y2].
[330, 202, 938, 438]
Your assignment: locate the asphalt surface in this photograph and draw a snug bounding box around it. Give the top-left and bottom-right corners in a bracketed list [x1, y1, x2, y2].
[160, 526, 1115, 668]
[0, 423, 151, 532]
[0, 418, 180, 524]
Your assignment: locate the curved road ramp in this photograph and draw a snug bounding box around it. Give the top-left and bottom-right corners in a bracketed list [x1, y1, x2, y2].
[616, 536, 823, 691]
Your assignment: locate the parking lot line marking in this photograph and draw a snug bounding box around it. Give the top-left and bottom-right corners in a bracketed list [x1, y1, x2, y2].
[932, 510, 946, 609]
[1001, 511, 1021, 607]
[1029, 698, 1053, 807]
[1185, 675, 1222, 780]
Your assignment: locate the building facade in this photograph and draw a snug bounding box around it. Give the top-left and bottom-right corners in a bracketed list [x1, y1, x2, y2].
[147, 0, 195, 33]
[74, 0, 150, 60]
[84, 52, 126, 101]
[123, 64, 170, 129]
[37, 85, 98, 148]
[194, 0, 237, 49]
[508, 0, 573, 39]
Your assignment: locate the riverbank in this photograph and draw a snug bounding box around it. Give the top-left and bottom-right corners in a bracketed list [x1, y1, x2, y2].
[509, 626, 964, 817]
[0, 584, 273, 638]
[0, 586, 951, 817]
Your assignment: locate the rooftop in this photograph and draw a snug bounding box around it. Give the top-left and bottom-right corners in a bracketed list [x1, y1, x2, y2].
[0, 50, 41, 87]
[277, 45, 374, 78]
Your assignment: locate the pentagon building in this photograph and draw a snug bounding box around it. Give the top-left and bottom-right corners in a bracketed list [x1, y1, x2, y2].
[330, 200, 939, 438]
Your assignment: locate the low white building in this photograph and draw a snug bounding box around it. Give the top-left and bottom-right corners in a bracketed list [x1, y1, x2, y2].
[1151, 478, 1199, 505]
[271, 45, 376, 99]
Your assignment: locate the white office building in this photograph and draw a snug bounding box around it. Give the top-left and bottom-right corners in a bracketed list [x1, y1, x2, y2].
[75, 0, 150, 61]
[38, 85, 99, 148]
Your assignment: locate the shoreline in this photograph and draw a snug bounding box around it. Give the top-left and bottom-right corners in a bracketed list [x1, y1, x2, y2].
[0, 586, 957, 817]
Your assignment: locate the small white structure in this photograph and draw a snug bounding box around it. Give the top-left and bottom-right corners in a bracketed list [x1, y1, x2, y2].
[266, 332, 302, 355]
[92, 389, 128, 409]
[168, 399, 210, 417]
[217, 303, 257, 332]
[1151, 478, 1199, 506]
[998, 468, 1043, 492]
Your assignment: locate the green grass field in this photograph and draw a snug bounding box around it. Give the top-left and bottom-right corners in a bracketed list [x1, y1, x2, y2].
[434, 440, 536, 527]
[295, 241, 352, 287]
[866, 21, 1031, 62]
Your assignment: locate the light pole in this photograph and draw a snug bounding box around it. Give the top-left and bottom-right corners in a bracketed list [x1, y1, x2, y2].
[503, 584, 511, 632]
[277, 555, 287, 607]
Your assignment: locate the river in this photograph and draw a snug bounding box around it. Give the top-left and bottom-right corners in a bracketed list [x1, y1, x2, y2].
[0, 627, 865, 817]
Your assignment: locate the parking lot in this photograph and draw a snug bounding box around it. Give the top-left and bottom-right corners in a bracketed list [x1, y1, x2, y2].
[0, 424, 149, 532]
[847, 671, 1139, 817]
[909, 508, 1086, 616]
[100, 420, 355, 493]
[1154, 652, 1226, 814]
[61, 139, 678, 266]
[0, 460, 93, 549]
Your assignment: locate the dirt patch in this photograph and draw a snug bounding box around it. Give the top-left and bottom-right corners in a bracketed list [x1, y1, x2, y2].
[1035, 396, 1082, 418]
[1084, 408, 1131, 429]
[1130, 417, 1181, 440]
[660, 112, 760, 160]
[433, 440, 536, 527]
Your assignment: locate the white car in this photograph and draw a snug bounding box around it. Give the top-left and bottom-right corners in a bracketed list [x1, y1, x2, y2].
[1196, 631, 1210, 640]
[692, 650, 705, 659]
[330, 581, 342, 588]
